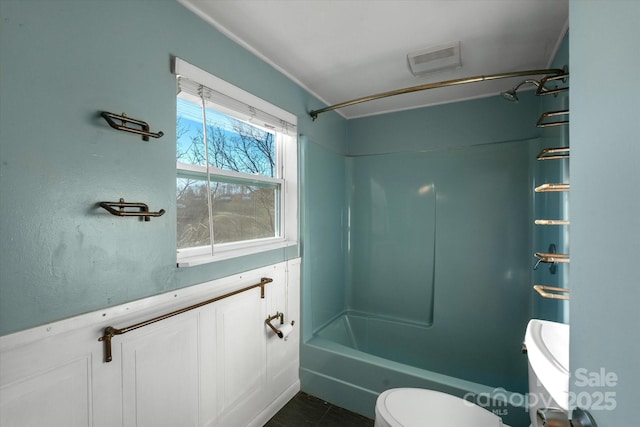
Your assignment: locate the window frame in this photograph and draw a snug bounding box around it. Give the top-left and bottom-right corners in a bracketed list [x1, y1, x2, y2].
[172, 57, 298, 267]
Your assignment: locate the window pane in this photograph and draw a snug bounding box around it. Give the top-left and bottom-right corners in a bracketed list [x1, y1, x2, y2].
[177, 97, 276, 178]
[210, 180, 278, 244]
[177, 177, 211, 250]
[204, 108, 276, 178]
[177, 98, 207, 166]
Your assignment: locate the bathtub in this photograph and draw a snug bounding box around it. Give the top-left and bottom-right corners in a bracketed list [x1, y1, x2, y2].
[301, 310, 531, 427]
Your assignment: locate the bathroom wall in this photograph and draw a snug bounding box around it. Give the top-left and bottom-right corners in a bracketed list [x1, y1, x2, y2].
[0, 0, 347, 336]
[570, 2, 640, 424]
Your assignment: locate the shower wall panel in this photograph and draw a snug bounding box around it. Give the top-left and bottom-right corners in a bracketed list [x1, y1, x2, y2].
[348, 154, 436, 325]
[301, 138, 349, 337]
[347, 141, 533, 380]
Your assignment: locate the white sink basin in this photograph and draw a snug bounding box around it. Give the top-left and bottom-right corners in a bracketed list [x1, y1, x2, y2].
[524, 319, 570, 410]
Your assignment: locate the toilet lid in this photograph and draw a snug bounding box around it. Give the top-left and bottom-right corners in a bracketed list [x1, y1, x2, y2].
[376, 388, 503, 427]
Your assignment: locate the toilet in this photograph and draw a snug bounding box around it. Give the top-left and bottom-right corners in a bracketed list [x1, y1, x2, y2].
[374, 319, 569, 427]
[375, 388, 507, 427]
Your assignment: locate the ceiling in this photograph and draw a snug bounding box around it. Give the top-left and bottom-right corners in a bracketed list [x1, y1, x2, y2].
[178, 0, 568, 119]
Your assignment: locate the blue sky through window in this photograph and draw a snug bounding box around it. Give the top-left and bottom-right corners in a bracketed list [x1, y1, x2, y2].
[176, 98, 275, 177]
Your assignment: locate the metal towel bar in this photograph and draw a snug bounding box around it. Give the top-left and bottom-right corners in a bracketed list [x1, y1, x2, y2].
[537, 147, 570, 160]
[535, 219, 570, 226]
[98, 277, 273, 363]
[537, 110, 569, 128]
[101, 111, 164, 141]
[536, 73, 569, 97]
[533, 285, 570, 300]
[99, 198, 165, 221]
[535, 183, 570, 193]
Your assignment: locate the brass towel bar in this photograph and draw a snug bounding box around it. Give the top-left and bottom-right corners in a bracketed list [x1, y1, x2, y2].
[101, 111, 164, 141]
[535, 183, 570, 193]
[99, 198, 165, 221]
[535, 219, 570, 226]
[537, 110, 569, 128]
[98, 277, 273, 363]
[533, 285, 570, 301]
[537, 73, 569, 97]
[537, 147, 570, 161]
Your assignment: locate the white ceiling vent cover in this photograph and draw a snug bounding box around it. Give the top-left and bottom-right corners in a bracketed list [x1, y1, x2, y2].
[407, 41, 462, 77]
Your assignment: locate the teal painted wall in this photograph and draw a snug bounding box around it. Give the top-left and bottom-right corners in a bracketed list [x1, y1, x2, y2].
[570, 1, 640, 424]
[0, 0, 347, 335]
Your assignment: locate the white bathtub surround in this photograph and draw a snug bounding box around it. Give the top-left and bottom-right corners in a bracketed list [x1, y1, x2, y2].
[0, 259, 301, 427]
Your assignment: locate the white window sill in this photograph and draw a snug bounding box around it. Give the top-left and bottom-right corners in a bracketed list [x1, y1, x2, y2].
[177, 240, 297, 267]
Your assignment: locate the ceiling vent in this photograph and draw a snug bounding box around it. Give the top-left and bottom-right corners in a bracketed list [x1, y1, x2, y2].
[407, 41, 462, 77]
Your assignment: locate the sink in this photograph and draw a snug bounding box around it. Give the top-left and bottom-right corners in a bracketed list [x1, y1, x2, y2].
[524, 319, 570, 410]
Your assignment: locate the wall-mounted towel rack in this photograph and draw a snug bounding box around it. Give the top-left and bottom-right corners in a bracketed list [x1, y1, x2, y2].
[537, 110, 569, 128]
[535, 183, 570, 193]
[537, 147, 570, 160]
[101, 111, 164, 141]
[99, 198, 165, 221]
[536, 72, 569, 97]
[533, 285, 570, 300]
[98, 277, 273, 363]
[535, 219, 570, 226]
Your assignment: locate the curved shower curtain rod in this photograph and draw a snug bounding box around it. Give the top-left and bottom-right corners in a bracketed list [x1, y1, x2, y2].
[309, 68, 566, 120]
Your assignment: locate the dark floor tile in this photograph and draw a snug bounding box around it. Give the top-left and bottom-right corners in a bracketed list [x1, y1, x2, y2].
[266, 392, 331, 426]
[265, 392, 375, 427]
[316, 406, 375, 427]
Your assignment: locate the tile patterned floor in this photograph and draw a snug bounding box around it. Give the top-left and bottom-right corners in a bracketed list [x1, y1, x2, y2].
[264, 392, 374, 427]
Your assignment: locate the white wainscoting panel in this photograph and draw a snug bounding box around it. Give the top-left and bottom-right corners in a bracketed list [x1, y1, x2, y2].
[1, 356, 91, 427]
[215, 288, 267, 426]
[121, 315, 200, 427]
[0, 259, 301, 427]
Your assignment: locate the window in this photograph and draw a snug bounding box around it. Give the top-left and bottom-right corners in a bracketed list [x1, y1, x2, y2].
[172, 58, 297, 267]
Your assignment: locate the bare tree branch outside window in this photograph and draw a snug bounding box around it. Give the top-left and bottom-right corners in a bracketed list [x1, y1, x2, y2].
[177, 105, 277, 249]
